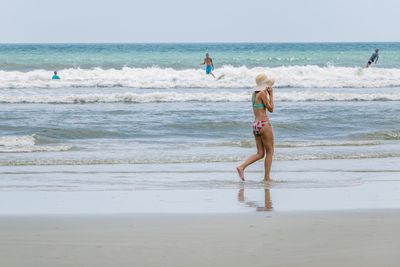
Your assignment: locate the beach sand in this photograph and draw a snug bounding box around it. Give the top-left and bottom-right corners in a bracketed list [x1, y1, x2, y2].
[1, 211, 399, 267]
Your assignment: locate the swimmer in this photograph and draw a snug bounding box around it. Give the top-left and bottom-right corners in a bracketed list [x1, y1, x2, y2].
[52, 71, 60, 80]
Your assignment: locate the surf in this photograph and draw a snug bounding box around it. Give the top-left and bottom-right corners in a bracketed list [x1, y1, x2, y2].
[2, 90, 400, 104]
[1, 65, 400, 89]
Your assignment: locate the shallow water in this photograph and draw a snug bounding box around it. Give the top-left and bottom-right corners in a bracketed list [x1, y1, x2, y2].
[1, 159, 400, 214]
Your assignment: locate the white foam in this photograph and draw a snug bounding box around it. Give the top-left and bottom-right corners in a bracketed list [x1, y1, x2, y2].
[1, 65, 400, 89]
[2, 151, 399, 166]
[0, 145, 72, 153]
[0, 92, 247, 104]
[0, 135, 35, 147]
[0, 135, 71, 153]
[2, 90, 400, 104]
[277, 140, 382, 148]
[277, 91, 400, 102]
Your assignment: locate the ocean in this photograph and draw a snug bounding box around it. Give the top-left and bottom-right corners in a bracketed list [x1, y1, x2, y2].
[1, 43, 400, 213]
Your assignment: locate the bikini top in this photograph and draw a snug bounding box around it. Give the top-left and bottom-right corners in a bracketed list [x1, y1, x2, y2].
[252, 91, 265, 109]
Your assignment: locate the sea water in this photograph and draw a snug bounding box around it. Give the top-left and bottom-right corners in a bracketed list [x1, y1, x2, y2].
[1, 43, 400, 213]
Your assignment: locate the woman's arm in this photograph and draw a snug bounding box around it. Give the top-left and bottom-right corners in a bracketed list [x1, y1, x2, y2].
[268, 88, 274, 112]
[260, 90, 274, 113]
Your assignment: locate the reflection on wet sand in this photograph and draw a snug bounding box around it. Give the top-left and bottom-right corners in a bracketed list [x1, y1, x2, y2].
[238, 188, 273, 212]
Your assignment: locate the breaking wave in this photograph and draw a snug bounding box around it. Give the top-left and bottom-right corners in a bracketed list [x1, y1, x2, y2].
[0, 135, 72, 153]
[2, 91, 400, 104]
[1, 65, 400, 89]
[361, 130, 400, 140]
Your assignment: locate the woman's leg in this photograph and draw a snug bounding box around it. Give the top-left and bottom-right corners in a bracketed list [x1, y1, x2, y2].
[260, 124, 274, 181]
[236, 135, 265, 181]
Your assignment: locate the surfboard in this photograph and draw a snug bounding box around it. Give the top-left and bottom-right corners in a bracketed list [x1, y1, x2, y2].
[216, 74, 225, 81]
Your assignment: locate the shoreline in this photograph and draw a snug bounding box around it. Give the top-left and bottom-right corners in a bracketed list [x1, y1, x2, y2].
[1, 157, 400, 215]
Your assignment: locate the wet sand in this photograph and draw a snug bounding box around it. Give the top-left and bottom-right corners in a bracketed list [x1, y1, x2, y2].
[1, 211, 399, 267]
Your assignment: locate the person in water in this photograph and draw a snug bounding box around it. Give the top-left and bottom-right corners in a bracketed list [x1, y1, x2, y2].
[200, 53, 215, 78]
[52, 71, 60, 80]
[236, 74, 275, 182]
[366, 48, 380, 68]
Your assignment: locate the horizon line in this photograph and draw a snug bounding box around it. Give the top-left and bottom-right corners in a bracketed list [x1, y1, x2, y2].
[0, 41, 399, 45]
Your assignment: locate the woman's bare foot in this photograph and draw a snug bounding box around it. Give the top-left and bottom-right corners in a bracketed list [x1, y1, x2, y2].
[264, 176, 272, 182]
[236, 166, 245, 181]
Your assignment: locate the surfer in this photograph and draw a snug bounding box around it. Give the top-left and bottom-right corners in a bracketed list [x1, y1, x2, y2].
[200, 53, 216, 78]
[365, 48, 380, 68]
[236, 74, 275, 182]
[52, 71, 60, 80]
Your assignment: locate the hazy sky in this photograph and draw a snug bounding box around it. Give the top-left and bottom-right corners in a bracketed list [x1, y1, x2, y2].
[1, 0, 399, 43]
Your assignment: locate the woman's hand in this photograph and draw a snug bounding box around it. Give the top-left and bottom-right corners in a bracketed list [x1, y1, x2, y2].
[267, 87, 273, 94]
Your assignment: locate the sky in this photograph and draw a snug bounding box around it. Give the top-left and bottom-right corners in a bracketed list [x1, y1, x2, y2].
[1, 0, 399, 43]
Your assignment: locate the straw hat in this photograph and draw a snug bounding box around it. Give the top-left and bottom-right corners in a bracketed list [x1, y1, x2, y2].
[254, 73, 275, 91]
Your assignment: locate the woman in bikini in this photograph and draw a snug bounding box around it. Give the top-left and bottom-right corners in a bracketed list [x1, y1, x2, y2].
[237, 74, 275, 181]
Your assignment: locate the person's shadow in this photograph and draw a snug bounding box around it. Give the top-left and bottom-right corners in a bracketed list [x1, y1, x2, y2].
[237, 188, 273, 212]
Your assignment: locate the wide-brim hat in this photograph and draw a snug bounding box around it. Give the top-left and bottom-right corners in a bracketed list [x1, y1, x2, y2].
[254, 73, 275, 91]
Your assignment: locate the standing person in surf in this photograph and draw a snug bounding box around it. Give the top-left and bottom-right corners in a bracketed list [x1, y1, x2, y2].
[365, 48, 380, 68]
[236, 74, 275, 182]
[200, 53, 216, 78]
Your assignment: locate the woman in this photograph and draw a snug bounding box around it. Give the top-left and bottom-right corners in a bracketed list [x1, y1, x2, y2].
[237, 74, 275, 181]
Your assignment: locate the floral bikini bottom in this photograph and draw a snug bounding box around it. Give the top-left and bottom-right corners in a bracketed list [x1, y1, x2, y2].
[252, 120, 271, 136]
